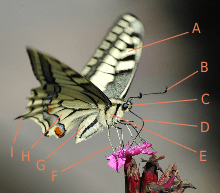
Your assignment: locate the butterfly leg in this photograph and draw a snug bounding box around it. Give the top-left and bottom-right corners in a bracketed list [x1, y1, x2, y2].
[107, 126, 120, 172]
[117, 120, 136, 143]
[107, 126, 116, 152]
[114, 125, 125, 148]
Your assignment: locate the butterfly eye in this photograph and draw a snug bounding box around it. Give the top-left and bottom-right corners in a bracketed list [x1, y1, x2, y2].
[122, 103, 128, 111]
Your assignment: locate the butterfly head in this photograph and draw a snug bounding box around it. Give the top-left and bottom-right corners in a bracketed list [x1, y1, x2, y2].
[107, 99, 132, 123]
[113, 101, 132, 121]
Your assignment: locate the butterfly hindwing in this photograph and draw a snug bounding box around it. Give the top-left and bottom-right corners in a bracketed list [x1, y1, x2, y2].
[18, 49, 111, 140]
[82, 13, 144, 99]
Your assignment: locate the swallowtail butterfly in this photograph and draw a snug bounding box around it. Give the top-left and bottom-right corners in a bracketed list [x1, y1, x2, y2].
[17, 13, 144, 145]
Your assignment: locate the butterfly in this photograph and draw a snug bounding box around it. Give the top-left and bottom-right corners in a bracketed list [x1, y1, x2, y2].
[16, 13, 144, 145]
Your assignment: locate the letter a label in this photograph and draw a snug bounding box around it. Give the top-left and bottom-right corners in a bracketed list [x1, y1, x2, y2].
[192, 23, 201, 33]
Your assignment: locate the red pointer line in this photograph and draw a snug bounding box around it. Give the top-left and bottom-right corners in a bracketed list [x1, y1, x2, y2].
[14, 117, 22, 143]
[128, 99, 197, 107]
[31, 114, 62, 149]
[111, 114, 197, 153]
[143, 119, 197, 127]
[61, 145, 111, 172]
[167, 71, 199, 90]
[47, 125, 85, 159]
[128, 31, 189, 52]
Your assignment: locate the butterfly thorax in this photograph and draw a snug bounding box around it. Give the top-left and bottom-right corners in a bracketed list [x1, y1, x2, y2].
[105, 99, 131, 126]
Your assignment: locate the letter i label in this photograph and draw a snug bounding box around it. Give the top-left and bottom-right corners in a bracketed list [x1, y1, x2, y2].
[11, 146, 13, 157]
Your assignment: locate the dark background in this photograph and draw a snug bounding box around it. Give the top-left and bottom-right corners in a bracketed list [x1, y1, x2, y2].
[0, 1, 219, 193]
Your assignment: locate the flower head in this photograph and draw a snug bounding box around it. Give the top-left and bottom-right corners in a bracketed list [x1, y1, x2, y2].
[106, 142, 155, 170]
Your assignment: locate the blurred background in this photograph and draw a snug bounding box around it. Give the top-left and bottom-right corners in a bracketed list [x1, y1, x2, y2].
[0, 1, 219, 192]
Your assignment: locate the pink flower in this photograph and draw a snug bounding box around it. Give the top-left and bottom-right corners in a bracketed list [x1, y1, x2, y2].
[106, 151, 126, 170]
[106, 142, 155, 170]
[141, 142, 152, 149]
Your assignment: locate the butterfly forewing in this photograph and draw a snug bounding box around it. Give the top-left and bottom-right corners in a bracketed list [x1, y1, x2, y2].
[27, 49, 111, 106]
[82, 13, 144, 99]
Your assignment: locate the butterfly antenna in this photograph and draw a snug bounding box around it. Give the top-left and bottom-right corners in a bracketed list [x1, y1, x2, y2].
[128, 86, 167, 102]
[129, 110, 155, 151]
[127, 87, 167, 149]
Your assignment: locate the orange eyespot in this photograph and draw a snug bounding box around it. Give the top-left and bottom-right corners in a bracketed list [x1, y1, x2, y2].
[54, 125, 65, 138]
[55, 126, 63, 135]
[46, 109, 54, 113]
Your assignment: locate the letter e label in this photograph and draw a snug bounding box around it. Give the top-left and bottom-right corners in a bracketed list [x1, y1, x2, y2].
[200, 150, 206, 161]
